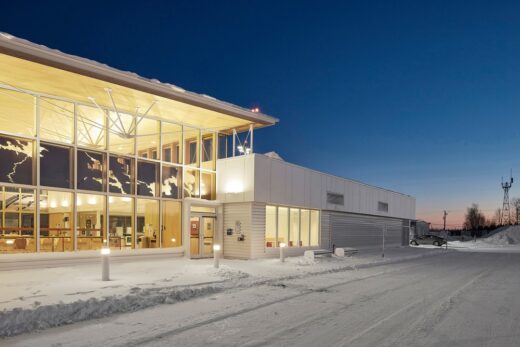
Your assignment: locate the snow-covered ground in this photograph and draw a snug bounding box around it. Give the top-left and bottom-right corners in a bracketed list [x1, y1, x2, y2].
[4, 249, 520, 347]
[0, 247, 440, 337]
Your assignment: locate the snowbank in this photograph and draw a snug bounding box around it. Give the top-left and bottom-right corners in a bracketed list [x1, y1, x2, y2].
[482, 225, 520, 246]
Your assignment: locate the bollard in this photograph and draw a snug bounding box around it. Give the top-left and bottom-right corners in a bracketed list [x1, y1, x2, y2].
[101, 247, 110, 281]
[213, 244, 221, 269]
[279, 242, 286, 262]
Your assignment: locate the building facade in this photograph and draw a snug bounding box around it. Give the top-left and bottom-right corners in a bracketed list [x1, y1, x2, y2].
[0, 33, 415, 259]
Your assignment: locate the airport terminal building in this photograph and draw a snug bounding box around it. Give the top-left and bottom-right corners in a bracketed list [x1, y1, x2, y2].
[0, 33, 415, 260]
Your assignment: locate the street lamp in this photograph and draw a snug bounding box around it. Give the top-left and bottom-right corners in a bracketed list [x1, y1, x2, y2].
[213, 244, 221, 268]
[279, 243, 287, 262]
[101, 247, 110, 281]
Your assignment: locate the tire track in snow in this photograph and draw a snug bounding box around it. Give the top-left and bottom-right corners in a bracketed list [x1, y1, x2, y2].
[381, 260, 499, 347]
[119, 261, 436, 347]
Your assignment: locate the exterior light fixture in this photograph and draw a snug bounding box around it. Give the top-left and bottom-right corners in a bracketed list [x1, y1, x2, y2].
[61, 199, 69, 208]
[213, 244, 221, 268]
[171, 238, 176, 243]
[6, 239, 14, 245]
[226, 180, 244, 194]
[279, 243, 287, 262]
[88, 197, 97, 205]
[101, 247, 111, 281]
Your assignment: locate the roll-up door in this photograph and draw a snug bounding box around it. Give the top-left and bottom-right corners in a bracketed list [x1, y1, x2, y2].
[328, 211, 406, 249]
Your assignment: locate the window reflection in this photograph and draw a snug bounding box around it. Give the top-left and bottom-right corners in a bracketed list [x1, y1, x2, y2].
[77, 150, 105, 191]
[0, 135, 33, 185]
[162, 165, 182, 199]
[109, 156, 134, 195]
[137, 161, 158, 197]
[40, 143, 72, 189]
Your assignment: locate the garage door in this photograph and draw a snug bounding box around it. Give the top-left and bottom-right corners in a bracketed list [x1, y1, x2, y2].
[328, 212, 407, 249]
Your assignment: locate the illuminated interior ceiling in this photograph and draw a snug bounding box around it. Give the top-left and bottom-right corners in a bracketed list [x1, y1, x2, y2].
[0, 51, 276, 133]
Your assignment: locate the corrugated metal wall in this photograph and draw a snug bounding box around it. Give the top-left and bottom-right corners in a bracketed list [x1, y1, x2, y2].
[326, 211, 409, 250]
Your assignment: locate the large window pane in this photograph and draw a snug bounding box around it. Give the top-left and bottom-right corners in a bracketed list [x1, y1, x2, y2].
[108, 111, 135, 155]
[136, 199, 159, 249]
[108, 196, 134, 250]
[201, 172, 216, 200]
[217, 133, 228, 159]
[162, 122, 182, 164]
[162, 165, 182, 199]
[162, 200, 181, 247]
[184, 127, 199, 167]
[40, 143, 72, 189]
[277, 207, 288, 246]
[76, 194, 105, 251]
[0, 135, 33, 185]
[77, 150, 105, 191]
[289, 208, 300, 247]
[40, 190, 73, 252]
[109, 156, 134, 194]
[137, 118, 159, 160]
[266, 205, 276, 248]
[310, 210, 320, 246]
[40, 98, 74, 144]
[201, 132, 215, 170]
[137, 161, 158, 197]
[0, 88, 35, 137]
[0, 187, 36, 253]
[300, 209, 310, 247]
[77, 105, 105, 150]
[184, 169, 199, 198]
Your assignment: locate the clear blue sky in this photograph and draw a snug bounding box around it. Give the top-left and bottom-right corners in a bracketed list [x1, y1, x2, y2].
[2, 1, 520, 226]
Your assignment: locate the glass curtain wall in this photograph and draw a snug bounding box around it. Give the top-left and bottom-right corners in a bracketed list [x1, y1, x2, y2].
[0, 84, 219, 254]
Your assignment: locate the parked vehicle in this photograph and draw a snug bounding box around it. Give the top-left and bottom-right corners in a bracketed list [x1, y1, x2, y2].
[410, 235, 446, 246]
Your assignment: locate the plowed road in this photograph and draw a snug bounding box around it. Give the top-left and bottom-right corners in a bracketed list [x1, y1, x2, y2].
[6, 251, 520, 347]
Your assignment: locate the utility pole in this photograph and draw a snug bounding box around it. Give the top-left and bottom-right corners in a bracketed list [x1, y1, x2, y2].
[443, 210, 448, 250]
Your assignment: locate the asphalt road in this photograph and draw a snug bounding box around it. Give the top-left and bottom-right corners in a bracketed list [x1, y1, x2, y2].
[5, 251, 520, 347]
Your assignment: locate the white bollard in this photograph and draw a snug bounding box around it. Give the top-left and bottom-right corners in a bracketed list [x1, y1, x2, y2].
[101, 247, 110, 281]
[279, 243, 286, 262]
[213, 244, 221, 269]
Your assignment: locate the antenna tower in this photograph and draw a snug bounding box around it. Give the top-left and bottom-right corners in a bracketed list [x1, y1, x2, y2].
[501, 170, 514, 225]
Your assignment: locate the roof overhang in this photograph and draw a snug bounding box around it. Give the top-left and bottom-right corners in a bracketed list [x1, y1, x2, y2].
[0, 32, 278, 133]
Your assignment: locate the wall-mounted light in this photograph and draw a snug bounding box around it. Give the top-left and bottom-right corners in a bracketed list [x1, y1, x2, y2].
[226, 180, 244, 194]
[50, 200, 57, 209]
[6, 239, 14, 245]
[61, 199, 69, 208]
[88, 197, 97, 205]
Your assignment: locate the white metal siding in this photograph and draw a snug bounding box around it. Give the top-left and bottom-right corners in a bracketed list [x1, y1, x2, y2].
[217, 155, 416, 221]
[223, 203, 252, 259]
[327, 211, 408, 250]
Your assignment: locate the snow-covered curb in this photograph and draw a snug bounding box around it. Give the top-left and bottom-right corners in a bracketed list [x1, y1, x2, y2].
[0, 249, 442, 337]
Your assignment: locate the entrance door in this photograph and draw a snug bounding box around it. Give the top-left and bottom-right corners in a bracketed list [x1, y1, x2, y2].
[190, 216, 215, 258]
